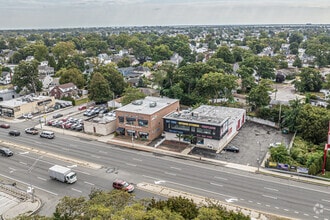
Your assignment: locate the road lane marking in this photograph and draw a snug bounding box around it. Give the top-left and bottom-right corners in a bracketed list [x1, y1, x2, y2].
[91, 155, 101, 159]
[248, 200, 253, 203]
[283, 209, 289, 211]
[72, 188, 82, 193]
[19, 161, 28, 165]
[19, 152, 29, 155]
[264, 187, 278, 192]
[294, 211, 299, 214]
[142, 175, 233, 198]
[322, 199, 330, 203]
[313, 216, 319, 219]
[164, 172, 176, 176]
[132, 158, 142, 162]
[37, 177, 47, 181]
[98, 150, 108, 154]
[84, 181, 95, 186]
[275, 207, 279, 209]
[210, 182, 223, 187]
[303, 213, 309, 216]
[262, 194, 277, 200]
[170, 167, 182, 171]
[214, 176, 227, 181]
[70, 144, 77, 147]
[266, 204, 270, 207]
[78, 171, 90, 175]
[324, 208, 330, 211]
[257, 202, 261, 205]
[125, 163, 137, 167]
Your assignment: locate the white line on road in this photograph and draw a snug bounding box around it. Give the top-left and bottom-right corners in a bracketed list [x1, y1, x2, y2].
[210, 182, 223, 187]
[126, 163, 137, 167]
[132, 158, 142, 162]
[266, 204, 270, 207]
[214, 176, 228, 181]
[37, 177, 47, 181]
[84, 181, 95, 186]
[324, 208, 330, 211]
[9, 167, 16, 171]
[262, 194, 277, 200]
[142, 175, 233, 198]
[313, 216, 319, 219]
[78, 171, 90, 175]
[275, 207, 279, 209]
[248, 200, 253, 203]
[69, 144, 77, 147]
[19, 161, 27, 165]
[294, 211, 299, 214]
[283, 209, 289, 212]
[170, 167, 182, 170]
[322, 199, 330, 203]
[303, 213, 309, 216]
[257, 202, 261, 205]
[71, 188, 82, 193]
[164, 172, 177, 176]
[264, 187, 279, 192]
[98, 150, 108, 154]
[91, 155, 101, 159]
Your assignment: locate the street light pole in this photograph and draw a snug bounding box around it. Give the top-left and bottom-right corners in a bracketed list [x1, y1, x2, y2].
[257, 141, 261, 172]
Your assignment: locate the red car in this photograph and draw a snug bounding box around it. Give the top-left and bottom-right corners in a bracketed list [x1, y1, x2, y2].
[0, 124, 10, 129]
[78, 105, 87, 110]
[112, 179, 134, 193]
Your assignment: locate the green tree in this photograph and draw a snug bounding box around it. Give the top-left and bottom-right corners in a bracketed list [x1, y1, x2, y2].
[57, 68, 86, 89]
[282, 98, 303, 133]
[247, 80, 271, 110]
[33, 43, 49, 61]
[117, 56, 131, 68]
[213, 46, 234, 63]
[95, 64, 127, 96]
[128, 38, 151, 63]
[293, 56, 302, 68]
[206, 57, 233, 74]
[289, 32, 304, 44]
[121, 87, 146, 105]
[270, 146, 291, 163]
[296, 104, 330, 144]
[88, 72, 112, 104]
[52, 41, 75, 60]
[12, 61, 42, 94]
[294, 67, 322, 93]
[152, 44, 173, 62]
[53, 196, 86, 219]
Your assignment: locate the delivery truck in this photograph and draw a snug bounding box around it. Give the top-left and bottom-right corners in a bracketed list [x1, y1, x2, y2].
[48, 165, 77, 184]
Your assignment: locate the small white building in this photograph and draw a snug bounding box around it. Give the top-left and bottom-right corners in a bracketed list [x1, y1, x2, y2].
[163, 105, 246, 150]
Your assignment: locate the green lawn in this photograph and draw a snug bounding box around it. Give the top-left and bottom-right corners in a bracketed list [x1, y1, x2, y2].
[75, 97, 89, 106]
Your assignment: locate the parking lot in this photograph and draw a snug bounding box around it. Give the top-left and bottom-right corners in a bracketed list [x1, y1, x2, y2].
[190, 121, 293, 167]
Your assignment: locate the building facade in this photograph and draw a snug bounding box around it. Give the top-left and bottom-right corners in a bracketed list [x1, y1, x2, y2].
[115, 96, 179, 141]
[163, 105, 246, 150]
[0, 95, 55, 118]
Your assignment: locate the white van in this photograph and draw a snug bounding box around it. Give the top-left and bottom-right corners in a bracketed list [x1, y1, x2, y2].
[40, 131, 55, 139]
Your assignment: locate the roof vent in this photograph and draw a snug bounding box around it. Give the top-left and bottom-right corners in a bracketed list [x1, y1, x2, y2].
[132, 100, 143, 105]
[149, 101, 157, 108]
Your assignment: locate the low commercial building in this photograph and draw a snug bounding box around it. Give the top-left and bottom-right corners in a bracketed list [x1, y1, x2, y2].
[0, 95, 55, 118]
[115, 96, 179, 141]
[163, 105, 246, 150]
[84, 114, 117, 136]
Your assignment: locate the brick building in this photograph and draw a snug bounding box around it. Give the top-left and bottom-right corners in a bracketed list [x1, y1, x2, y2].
[115, 96, 179, 141]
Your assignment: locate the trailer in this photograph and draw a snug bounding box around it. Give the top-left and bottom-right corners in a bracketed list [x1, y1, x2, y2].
[48, 165, 77, 184]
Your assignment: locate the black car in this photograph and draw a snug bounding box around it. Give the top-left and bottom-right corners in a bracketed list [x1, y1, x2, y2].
[223, 145, 239, 153]
[9, 130, 20, 136]
[53, 113, 64, 119]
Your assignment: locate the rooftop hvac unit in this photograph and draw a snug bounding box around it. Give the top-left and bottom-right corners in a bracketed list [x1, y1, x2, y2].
[149, 101, 157, 107]
[132, 100, 143, 105]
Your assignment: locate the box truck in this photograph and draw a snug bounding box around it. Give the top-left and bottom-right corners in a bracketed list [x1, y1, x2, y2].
[48, 165, 77, 184]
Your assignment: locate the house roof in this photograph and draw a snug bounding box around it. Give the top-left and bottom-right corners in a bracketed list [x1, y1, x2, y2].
[58, 83, 76, 89]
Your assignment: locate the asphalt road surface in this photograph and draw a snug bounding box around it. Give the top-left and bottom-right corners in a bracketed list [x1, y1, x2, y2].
[0, 118, 329, 219]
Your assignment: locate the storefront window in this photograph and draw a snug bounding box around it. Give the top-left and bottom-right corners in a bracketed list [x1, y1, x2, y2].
[138, 119, 148, 127]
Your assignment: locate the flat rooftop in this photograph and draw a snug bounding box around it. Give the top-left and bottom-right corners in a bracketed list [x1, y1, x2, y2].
[164, 105, 245, 126]
[117, 96, 179, 115]
[0, 95, 52, 108]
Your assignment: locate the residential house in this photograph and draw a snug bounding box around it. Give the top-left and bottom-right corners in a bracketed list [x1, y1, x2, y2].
[49, 83, 79, 99]
[0, 71, 12, 85]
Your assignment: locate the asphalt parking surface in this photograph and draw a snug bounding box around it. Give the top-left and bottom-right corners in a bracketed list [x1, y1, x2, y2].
[190, 121, 293, 167]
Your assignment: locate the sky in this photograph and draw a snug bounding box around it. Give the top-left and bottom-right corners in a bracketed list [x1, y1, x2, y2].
[0, 0, 329, 30]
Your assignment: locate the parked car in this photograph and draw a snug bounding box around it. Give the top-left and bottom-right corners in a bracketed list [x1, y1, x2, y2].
[78, 105, 87, 110]
[75, 124, 84, 131]
[112, 179, 134, 193]
[53, 113, 64, 119]
[25, 127, 39, 135]
[9, 130, 21, 136]
[223, 145, 239, 153]
[0, 123, 10, 129]
[0, 147, 13, 157]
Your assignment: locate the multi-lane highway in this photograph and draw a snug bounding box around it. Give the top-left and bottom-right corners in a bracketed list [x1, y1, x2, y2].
[0, 118, 329, 219]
